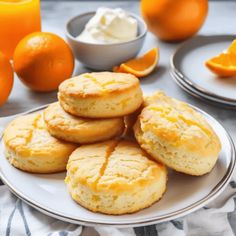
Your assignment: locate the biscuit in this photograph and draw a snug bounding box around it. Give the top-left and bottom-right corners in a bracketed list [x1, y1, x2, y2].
[58, 72, 143, 118]
[65, 139, 167, 215]
[134, 91, 221, 176]
[3, 113, 77, 173]
[43, 102, 125, 144]
[143, 91, 163, 107]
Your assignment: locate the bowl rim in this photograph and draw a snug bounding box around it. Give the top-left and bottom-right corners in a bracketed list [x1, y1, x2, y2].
[65, 10, 147, 46]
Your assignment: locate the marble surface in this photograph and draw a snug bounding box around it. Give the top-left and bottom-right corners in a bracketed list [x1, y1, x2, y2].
[1, 0, 236, 143]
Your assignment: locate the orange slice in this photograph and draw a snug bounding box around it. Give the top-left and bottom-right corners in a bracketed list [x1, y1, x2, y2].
[113, 48, 159, 78]
[205, 53, 236, 77]
[227, 39, 236, 54]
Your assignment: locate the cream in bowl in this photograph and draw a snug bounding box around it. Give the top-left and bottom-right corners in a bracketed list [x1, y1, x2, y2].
[66, 8, 147, 70]
[77, 7, 138, 44]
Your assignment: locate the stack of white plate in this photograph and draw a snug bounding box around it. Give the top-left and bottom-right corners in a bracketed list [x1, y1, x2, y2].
[170, 35, 236, 108]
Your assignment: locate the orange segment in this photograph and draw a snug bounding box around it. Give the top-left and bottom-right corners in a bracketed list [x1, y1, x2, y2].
[227, 39, 236, 54]
[205, 53, 236, 77]
[113, 48, 159, 78]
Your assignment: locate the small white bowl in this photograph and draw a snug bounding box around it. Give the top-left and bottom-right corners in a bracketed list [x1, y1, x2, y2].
[66, 11, 147, 70]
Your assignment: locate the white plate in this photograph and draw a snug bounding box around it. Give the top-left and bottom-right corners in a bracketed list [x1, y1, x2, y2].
[171, 35, 236, 106]
[0, 105, 235, 227]
[170, 70, 236, 109]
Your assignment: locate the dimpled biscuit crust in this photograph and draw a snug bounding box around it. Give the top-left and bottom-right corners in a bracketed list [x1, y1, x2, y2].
[134, 91, 221, 176]
[58, 72, 143, 118]
[65, 139, 167, 215]
[43, 102, 125, 144]
[3, 113, 77, 173]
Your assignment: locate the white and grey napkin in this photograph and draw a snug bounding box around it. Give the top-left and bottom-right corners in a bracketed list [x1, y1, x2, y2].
[0, 179, 236, 236]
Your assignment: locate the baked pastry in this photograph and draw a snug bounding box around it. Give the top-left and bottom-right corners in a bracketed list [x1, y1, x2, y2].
[65, 139, 167, 215]
[134, 91, 221, 176]
[58, 72, 143, 118]
[43, 102, 125, 144]
[143, 91, 163, 107]
[3, 113, 77, 173]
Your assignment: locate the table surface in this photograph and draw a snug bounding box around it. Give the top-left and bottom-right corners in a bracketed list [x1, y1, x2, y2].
[1, 1, 236, 133]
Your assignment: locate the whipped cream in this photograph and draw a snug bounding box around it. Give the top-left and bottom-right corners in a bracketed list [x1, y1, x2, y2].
[77, 7, 138, 44]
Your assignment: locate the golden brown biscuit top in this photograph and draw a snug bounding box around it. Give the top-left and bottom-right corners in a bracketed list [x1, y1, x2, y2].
[3, 113, 77, 157]
[66, 140, 166, 193]
[59, 72, 140, 97]
[139, 91, 221, 155]
[143, 91, 166, 107]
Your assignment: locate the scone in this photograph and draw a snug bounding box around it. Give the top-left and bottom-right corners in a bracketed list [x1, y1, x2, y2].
[58, 72, 143, 118]
[3, 113, 77, 173]
[143, 91, 163, 107]
[134, 91, 221, 176]
[65, 139, 167, 215]
[43, 102, 125, 144]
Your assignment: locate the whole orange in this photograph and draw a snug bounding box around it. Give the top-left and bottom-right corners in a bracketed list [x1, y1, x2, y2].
[13, 32, 74, 92]
[0, 52, 14, 107]
[141, 0, 208, 41]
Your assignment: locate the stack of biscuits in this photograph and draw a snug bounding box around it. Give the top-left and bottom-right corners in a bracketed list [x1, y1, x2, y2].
[3, 72, 221, 215]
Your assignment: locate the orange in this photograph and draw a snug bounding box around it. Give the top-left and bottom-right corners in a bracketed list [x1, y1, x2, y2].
[205, 53, 236, 77]
[113, 48, 159, 78]
[0, 52, 14, 107]
[141, 0, 208, 41]
[13, 32, 74, 92]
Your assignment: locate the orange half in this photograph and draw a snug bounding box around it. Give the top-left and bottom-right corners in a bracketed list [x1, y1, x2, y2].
[205, 53, 236, 77]
[113, 48, 159, 78]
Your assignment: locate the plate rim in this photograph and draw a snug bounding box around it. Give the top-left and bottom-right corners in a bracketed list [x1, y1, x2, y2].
[170, 70, 236, 109]
[0, 105, 235, 227]
[170, 34, 236, 104]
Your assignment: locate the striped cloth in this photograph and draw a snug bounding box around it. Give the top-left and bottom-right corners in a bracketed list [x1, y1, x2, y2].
[0, 179, 236, 236]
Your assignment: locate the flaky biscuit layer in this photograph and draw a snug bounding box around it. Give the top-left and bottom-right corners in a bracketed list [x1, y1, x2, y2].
[58, 72, 143, 118]
[134, 91, 221, 176]
[66, 139, 167, 214]
[44, 102, 125, 144]
[3, 113, 77, 173]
